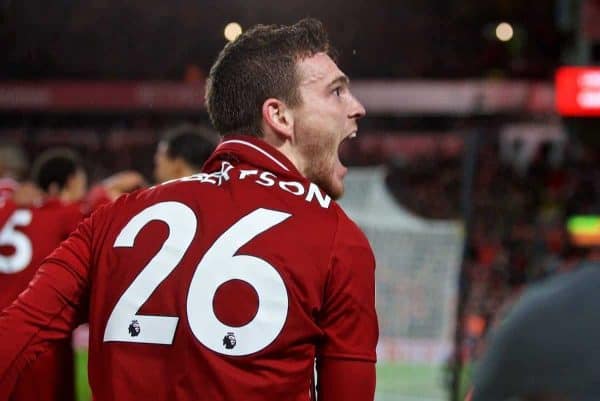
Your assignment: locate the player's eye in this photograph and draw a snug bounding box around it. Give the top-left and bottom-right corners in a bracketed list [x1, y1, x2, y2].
[333, 87, 341, 97]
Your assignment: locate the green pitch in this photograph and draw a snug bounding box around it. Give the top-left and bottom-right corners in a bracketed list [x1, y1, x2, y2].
[75, 351, 468, 401]
[376, 362, 446, 400]
[75, 351, 91, 401]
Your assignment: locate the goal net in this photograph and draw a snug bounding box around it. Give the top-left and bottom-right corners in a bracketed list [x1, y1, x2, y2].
[339, 167, 464, 400]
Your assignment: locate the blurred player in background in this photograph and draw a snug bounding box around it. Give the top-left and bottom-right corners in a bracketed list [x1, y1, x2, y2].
[0, 141, 42, 216]
[0, 18, 377, 401]
[0, 147, 146, 401]
[85, 168, 147, 212]
[153, 124, 219, 183]
[0, 148, 85, 401]
[471, 264, 600, 401]
[32, 148, 88, 204]
[0, 141, 28, 197]
[471, 215, 600, 400]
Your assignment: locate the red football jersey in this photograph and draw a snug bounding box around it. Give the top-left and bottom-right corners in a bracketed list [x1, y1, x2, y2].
[0, 178, 18, 229]
[0, 198, 83, 309]
[0, 136, 378, 401]
[0, 197, 82, 401]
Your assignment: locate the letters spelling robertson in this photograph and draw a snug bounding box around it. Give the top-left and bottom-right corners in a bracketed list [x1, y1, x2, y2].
[164, 161, 332, 209]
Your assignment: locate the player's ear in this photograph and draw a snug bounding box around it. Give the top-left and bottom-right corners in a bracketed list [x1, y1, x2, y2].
[261, 98, 294, 141]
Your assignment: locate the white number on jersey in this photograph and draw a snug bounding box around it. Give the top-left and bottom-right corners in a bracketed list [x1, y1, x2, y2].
[0, 210, 33, 274]
[103, 202, 291, 356]
[104, 202, 197, 344]
[188, 208, 290, 356]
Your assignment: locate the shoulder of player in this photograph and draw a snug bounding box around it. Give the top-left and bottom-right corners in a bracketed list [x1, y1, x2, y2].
[141, 175, 215, 199]
[474, 266, 600, 395]
[487, 264, 600, 347]
[30, 198, 81, 214]
[517, 263, 600, 315]
[324, 205, 375, 270]
[332, 205, 372, 249]
[89, 183, 205, 223]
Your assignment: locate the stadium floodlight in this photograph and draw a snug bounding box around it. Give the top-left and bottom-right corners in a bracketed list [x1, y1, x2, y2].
[495, 22, 514, 42]
[224, 22, 242, 42]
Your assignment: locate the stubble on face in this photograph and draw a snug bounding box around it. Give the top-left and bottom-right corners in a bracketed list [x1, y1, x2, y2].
[298, 129, 342, 199]
[292, 54, 347, 200]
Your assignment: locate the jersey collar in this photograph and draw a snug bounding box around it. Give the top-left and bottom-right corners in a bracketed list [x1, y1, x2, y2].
[205, 135, 303, 179]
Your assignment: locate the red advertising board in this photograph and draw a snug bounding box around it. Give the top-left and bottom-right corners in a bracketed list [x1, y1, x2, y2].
[0, 80, 555, 114]
[0, 82, 205, 111]
[556, 66, 600, 116]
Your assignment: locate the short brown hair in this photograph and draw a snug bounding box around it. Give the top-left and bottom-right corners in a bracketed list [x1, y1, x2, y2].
[206, 18, 333, 137]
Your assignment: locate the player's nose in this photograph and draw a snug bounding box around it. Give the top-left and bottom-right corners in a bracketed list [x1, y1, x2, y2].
[348, 92, 366, 119]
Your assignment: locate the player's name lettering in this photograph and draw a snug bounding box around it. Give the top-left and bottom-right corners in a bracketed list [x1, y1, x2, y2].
[239, 169, 331, 209]
[160, 162, 234, 188]
[161, 161, 331, 209]
[179, 161, 234, 186]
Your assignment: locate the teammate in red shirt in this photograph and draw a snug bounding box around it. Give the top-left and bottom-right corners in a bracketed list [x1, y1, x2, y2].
[0, 148, 87, 310]
[0, 141, 42, 225]
[0, 148, 87, 401]
[0, 18, 378, 401]
[0, 148, 146, 401]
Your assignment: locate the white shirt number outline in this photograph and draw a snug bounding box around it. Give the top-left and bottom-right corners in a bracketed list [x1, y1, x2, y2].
[0, 210, 33, 274]
[103, 202, 291, 357]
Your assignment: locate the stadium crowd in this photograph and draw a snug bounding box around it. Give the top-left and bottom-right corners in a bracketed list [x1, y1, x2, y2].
[388, 135, 598, 363]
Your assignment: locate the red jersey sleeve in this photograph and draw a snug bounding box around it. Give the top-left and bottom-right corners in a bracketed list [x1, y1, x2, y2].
[317, 359, 376, 401]
[0, 212, 93, 398]
[318, 209, 378, 362]
[316, 209, 378, 401]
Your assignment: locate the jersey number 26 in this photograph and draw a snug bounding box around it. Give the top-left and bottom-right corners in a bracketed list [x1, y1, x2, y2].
[103, 202, 291, 357]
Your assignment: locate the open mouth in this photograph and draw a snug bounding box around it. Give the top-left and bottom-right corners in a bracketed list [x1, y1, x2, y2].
[336, 130, 358, 174]
[340, 130, 358, 148]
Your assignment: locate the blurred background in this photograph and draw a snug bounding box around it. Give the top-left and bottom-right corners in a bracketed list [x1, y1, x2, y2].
[2, 0, 600, 400]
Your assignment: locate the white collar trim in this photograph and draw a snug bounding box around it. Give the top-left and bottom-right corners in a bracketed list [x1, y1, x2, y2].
[219, 139, 290, 172]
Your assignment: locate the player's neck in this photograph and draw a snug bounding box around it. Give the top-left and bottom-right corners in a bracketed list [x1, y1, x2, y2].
[260, 131, 307, 178]
[57, 190, 79, 203]
[180, 165, 198, 178]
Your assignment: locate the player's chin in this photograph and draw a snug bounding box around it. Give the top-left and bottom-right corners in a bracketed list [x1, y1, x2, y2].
[324, 176, 344, 200]
[331, 183, 344, 200]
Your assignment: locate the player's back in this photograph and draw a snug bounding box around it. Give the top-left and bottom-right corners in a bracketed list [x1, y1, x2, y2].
[0, 198, 81, 401]
[0, 199, 82, 309]
[84, 152, 370, 401]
